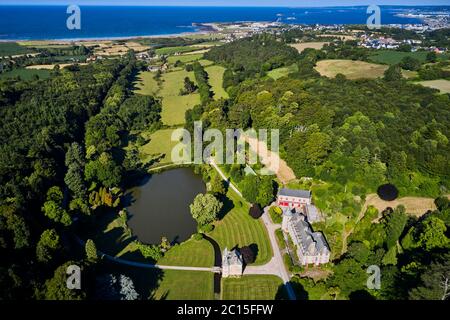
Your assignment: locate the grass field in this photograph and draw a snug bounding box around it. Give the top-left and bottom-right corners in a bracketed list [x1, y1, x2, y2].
[205, 65, 229, 99]
[167, 53, 204, 64]
[417, 79, 450, 94]
[151, 270, 214, 300]
[369, 51, 428, 65]
[267, 63, 299, 80]
[134, 71, 160, 96]
[160, 69, 201, 125]
[155, 45, 206, 55]
[289, 42, 328, 53]
[315, 59, 388, 80]
[0, 42, 34, 56]
[0, 68, 51, 80]
[221, 275, 286, 300]
[208, 190, 272, 265]
[158, 238, 214, 267]
[140, 128, 179, 165]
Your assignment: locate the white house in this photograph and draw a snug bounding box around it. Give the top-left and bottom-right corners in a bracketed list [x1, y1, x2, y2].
[222, 248, 243, 278]
[277, 188, 322, 223]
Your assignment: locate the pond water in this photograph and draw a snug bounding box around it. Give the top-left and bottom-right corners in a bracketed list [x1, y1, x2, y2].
[125, 168, 206, 244]
[377, 184, 399, 201]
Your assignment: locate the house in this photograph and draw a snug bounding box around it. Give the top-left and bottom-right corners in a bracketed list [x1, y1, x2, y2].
[277, 188, 311, 208]
[282, 209, 330, 266]
[222, 248, 243, 278]
[277, 188, 322, 223]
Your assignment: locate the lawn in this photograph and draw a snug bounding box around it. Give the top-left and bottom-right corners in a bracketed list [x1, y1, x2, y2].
[160, 69, 201, 125]
[268, 63, 299, 80]
[158, 238, 214, 267]
[417, 79, 450, 94]
[0, 42, 34, 56]
[151, 270, 214, 300]
[205, 65, 229, 99]
[134, 71, 160, 96]
[208, 189, 272, 266]
[315, 59, 388, 80]
[221, 275, 286, 300]
[369, 51, 428, 65]
[0, 68, 51, 80]
[140, 128, 179, 165]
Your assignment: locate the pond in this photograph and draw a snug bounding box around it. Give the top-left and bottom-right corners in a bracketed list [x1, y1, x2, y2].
[125, 168, 206, 244]
[377, 184, 399, 201]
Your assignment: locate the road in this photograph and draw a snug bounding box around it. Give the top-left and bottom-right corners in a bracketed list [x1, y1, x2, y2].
[209, 159, 296, 300]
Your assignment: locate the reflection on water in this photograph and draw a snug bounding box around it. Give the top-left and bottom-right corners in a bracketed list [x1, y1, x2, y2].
[126, 168, 206, 244]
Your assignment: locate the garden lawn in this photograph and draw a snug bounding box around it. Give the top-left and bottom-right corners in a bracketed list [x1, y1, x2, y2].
[221, 275, 286, 300]
[160, 69, 201, 125]
[205, 64, 229, 99]
[140, 128, 179, 165]
[158, 238, 214, 267]
[151, 270, 214, 300]
[134, 71, 159, 96]
[208, 190, 272, 265]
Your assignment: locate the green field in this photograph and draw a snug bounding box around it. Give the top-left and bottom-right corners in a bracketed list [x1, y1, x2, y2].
[369, 51, 428, 65]
[140, 128, 179, 165]
[167, 53, 204, 64]
[0, 68, 51, 80]
[208, 190, 272, 265]
[155, 45, 206, 55]
[158, 238, 214, 267]
[0, 42, 34, 56]
[221, 275, 286, 300]
[268, 63, 299, 80]
[160, 69, 201, 125]
[205, 64, 229, 99]
[134, 71, 160, 96]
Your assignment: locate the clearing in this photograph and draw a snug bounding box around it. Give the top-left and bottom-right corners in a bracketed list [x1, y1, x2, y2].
[134, 71, 159, 96]
[267, 63, 299, 80]
[315, 59, 388, 80]
[290, 42, 329, 53]
[221, 275, 286, 300]
[417, 79, 450, 94]
[26, 63, 88, 70]
[140, 128, 179, 165]
[205, 64, 229, 99]
[363, 193, 437, 217]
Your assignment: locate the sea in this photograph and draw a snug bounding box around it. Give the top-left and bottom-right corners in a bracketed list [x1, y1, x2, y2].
[0, 5, 448, 41]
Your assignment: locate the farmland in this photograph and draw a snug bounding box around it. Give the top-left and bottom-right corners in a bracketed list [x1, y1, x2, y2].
[369, 51, 428, 65]
[205, 64, 229, 99]
[289, 42, 329, 53]
[315, 59, 388, 79]
[417, 79, 450, 94]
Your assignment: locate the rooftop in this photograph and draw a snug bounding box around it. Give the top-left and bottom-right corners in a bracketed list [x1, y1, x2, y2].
[278, 188, 311, 199]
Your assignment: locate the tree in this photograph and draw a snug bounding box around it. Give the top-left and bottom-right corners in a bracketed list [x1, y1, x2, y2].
[189, 193, 223, 226]
[85, 239, 98, 262]
[41, 262, 85, 300]
[240, 175, 274, 207]
[240, 175, 259, 204]
[42, 200, 71, 226]
[347, 241, 370, 265]
[409, 254, 450, 300]
[36, 229, 60, 263]
[384, 64, 403, 81]
[240, 246, 256, 264]
[182, 76, 197, 94]
[400, 56, 421, 71]
[426, 51, 438, 63]
[210, 174, 226, 195]
[328, 258, 367, 298]
[417, 217, 449, 250]
[385, 205, 408, 249]
[249, 203, 262, 219]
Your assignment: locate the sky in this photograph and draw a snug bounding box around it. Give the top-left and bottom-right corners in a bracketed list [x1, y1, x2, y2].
[1, 0, 449, 6]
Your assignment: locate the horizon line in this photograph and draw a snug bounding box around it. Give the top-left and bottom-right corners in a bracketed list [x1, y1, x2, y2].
[1, 4, 449, 8]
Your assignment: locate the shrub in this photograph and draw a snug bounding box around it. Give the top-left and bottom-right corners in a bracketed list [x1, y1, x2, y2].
[269, 206, 283, 224]
[193, 233, 204, 241]
[249, 203, 262, 219]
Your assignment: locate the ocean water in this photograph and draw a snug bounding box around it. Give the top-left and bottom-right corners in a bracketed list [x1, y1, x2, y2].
[0, 5, 445, 40]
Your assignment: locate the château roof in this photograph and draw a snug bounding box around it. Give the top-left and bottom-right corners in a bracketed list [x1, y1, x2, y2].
[278, 188, 311, 199]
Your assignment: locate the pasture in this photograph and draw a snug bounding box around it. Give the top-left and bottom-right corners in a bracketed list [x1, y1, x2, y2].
[290, 42, 328, 53]
[0, 68, 50, 80]
[134, 71, 160, 96]
[140, 129, 179, 165]
[369, 51, 428, 65]
[205, 64, 229, 99]
[0, 42, 34, 56]
[315, 59, 388, 80]
[267, 63, 299, 80]
[417, 79, 450, 94]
